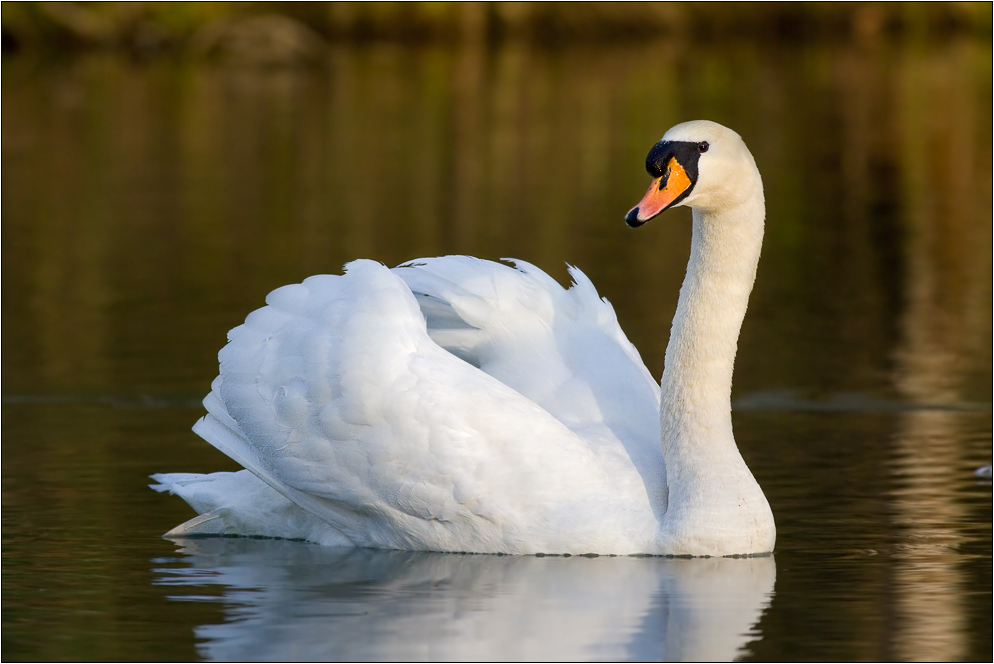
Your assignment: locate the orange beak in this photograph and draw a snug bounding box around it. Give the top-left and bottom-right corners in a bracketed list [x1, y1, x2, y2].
[626, 157, 693, 226]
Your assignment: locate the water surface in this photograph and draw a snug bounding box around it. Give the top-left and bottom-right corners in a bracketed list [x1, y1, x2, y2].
[3, 35, 991, 661]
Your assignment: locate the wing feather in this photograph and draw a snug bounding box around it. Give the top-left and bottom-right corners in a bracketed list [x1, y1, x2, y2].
[395, 257, 667, 517]
[194, 259, 658, 553]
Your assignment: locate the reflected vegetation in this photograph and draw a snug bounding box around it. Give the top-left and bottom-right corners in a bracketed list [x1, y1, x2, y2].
[887, 39, 992, 660]
[2, 14, 991, 663]
[156, 539, 774, 662]
[5, 35, 990, 396]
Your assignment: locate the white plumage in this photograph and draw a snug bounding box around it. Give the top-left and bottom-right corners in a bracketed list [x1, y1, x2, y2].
[153, 120, 776, 556]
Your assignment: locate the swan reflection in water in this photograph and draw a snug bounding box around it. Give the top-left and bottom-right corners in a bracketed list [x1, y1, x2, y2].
[155, 538, 775, 662]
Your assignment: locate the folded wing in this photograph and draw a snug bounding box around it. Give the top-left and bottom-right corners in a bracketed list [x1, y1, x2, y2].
[157, 258, 665, 553]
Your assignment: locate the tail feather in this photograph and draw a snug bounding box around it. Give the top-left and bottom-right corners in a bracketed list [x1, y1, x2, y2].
[150, 470, 353, 544]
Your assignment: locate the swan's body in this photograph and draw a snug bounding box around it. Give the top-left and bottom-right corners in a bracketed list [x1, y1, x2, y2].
[153, 120, 775, 556]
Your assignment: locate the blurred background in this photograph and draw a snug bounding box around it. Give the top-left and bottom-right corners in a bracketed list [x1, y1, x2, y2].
[2, 2, 991, 662]
[2, 2, 991, 52]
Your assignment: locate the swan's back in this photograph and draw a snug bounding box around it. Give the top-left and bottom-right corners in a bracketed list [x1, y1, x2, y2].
[155, 258, 665, 554]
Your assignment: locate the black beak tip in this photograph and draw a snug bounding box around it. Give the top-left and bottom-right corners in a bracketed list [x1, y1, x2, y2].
[625, 207, 645, 228]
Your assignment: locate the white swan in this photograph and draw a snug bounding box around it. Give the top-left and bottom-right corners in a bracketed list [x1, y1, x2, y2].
[152, 120, 775, 556]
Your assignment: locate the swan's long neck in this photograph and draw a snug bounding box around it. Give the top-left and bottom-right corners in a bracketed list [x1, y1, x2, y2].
[661, 195, 764, 450]
[659, 187, 770, 552]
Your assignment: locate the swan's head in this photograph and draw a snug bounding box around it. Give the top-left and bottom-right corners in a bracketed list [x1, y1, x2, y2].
[625, 120, 762, 227]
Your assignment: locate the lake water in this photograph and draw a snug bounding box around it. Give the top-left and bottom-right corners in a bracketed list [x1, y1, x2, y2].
[3, 34, 991, 661]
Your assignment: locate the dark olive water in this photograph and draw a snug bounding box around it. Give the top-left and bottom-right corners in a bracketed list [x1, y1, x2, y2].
[3, 36, 991, 662]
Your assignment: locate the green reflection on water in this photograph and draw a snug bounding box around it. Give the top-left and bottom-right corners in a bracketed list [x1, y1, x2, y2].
[2, 33, 991, 662]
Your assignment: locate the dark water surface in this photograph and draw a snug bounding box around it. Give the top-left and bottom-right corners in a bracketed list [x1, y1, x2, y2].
[3, 36, 991, 661]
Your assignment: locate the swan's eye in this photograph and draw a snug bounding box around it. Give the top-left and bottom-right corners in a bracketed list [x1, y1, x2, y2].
[698, 141, 709, 153]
